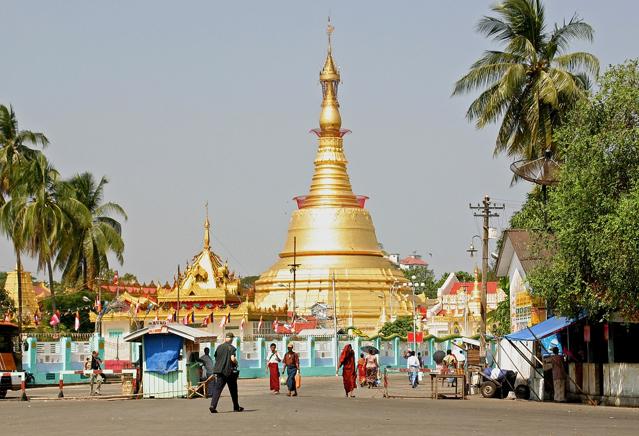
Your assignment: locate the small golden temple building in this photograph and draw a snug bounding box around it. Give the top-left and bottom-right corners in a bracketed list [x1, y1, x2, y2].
[98, 211, 286, 344]
[2, 268, 39, 326]
[254, 25, 415, 333]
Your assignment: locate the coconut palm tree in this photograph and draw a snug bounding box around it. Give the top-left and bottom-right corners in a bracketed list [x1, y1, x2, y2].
[56, 172, 127, 290]
[452, 0, 599, 161]
[0, 190, 28, 331]
[0, 105, 49, 203]
[14, 153, 91, 313]
[0, 104, 49, 332]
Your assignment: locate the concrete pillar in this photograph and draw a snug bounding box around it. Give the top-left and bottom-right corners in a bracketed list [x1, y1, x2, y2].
[256, 338, 265, 370]
[426, 338, 435, 368]
[307, 337, 314, 368]
[92, 333, 105, 360]
[392, 337, 400, 367]
[60, 337, 72, 371]
[607, 324, 615, 364]
[24, 337, 37, 372]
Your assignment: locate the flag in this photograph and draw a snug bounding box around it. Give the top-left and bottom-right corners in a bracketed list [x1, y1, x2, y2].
[272, 317, 278, 329]
[219, 312, 227, 328]
[257, 315, 263, 330]
[202, 313, 210, 326]
[240, 317, 245, 331]
[182, 313, 189, 325]
[50, 311, 60, 327]
[166, 311, 173, 322]
[135, 303, 140, 314]
[113, 270, 119, 285]
[226, 313, 231, 323]
[74, 311, 80, 331]
[95, 295, 102, 313]
[190, 311, 195, 324]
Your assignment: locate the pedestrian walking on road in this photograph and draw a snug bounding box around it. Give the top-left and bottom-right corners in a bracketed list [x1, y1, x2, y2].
[89, 351, 104, 396]
[282, 343, 300, 397]
[357, 353, 366, 387]
[266, 343, 282, 394]
[337, 344, 357, 397]
[364, 352, 379, 388]
[407, 351, 420, 388]
[209, 333, 243, 413]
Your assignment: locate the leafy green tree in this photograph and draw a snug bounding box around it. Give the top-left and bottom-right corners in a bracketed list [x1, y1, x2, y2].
[56, 173, 127, 290]
[526, 60, 639, 319]
[240, 275, 259, 290]
[453, 0, 598, 161]
[402, 266, 438, 298]
[40, 289, 97, 333]
[378, 316, 413, 338]
[0, 287, 16, 318]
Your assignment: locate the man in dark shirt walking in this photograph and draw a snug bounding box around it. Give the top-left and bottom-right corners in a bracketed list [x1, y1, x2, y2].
[209, 332, 243, 413]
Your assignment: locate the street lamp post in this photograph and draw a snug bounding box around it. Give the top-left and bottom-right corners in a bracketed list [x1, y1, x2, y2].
[408, 276, 425, 353]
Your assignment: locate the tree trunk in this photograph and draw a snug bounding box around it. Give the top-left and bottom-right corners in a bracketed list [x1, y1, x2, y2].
[15, 249, 23, 336]
[46, 259, 57, 313]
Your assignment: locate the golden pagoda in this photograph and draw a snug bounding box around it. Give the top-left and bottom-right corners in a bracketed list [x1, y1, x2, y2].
[3, 268, 40, 325]
[254, 23, 414, 333]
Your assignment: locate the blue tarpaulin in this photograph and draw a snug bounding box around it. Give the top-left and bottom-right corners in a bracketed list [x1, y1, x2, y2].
[144, 334, 183, 374]
[505, 316, 576, 342]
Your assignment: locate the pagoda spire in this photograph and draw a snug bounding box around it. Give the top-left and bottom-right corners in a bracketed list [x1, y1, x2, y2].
[303, 21, 359, 209]
[204, 202, 210, 250]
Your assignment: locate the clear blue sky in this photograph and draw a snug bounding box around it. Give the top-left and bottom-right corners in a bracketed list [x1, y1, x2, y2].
[1, 1, 637, 283]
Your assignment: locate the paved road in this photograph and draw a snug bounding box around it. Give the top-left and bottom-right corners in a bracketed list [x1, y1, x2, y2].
[2, 377, 639, 435]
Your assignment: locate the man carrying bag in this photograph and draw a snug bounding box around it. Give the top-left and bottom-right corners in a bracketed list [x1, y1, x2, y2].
[209, 333, 243, 413]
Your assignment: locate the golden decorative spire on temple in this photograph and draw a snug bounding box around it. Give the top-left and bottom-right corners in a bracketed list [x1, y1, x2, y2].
[303, 21, 359, 209]
[319, 18, 341, 134]
[204, 202, 210, 250]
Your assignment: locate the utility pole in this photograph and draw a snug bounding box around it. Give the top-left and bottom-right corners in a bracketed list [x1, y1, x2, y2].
[176, 264, 181, 323]
[288, 236, 300, 323]
[469, 195, 504, 367]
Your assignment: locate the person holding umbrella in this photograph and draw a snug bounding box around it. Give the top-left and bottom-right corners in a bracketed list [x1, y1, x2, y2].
[337, 344, 357, 397]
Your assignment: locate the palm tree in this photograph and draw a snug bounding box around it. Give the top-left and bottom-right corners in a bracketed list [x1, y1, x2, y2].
[0, 191, 28, 332]
[452, 0, 599, 161]
[0, 104, 49, 332]
[0, 105, 49, 203]
[56, 173, 127, 290]
[15, 153, 91, 313]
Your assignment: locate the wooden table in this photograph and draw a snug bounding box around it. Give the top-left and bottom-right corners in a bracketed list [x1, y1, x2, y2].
[429, 373, 466, 400]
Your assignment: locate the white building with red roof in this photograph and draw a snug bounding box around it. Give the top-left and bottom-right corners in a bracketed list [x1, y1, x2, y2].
[398, 254, 428, 270]
[425, 269, 506, 337]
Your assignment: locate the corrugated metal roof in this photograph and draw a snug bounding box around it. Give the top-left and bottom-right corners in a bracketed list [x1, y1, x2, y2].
[123, 322, 217, 343]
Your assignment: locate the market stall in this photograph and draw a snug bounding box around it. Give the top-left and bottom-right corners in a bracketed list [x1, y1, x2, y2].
[123, 322, 216, 398]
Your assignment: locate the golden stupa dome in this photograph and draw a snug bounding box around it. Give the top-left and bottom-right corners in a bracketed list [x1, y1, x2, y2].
[254, 21, 413, 334]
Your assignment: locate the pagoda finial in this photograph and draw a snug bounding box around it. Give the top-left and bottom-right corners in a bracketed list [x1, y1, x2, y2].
[319, 18, 341, 135]
[327, 16, 334, 54]
[204, 201, 210, 250]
